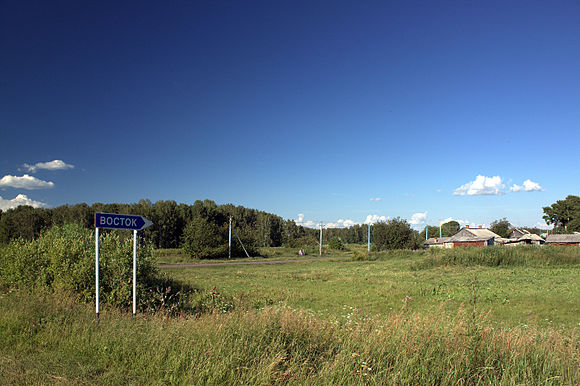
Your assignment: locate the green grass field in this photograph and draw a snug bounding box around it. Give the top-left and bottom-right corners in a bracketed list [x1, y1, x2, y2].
[1, 245, 579, 384]
[164, 248, 580, 329]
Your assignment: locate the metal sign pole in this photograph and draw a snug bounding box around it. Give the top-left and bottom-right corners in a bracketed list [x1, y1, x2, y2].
[133, 229, 137, 316]
[95, 227, 100, 323]
[94, 213, 152, 322]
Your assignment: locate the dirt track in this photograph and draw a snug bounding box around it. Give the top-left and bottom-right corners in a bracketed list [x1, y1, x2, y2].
[157, 256, 350, 269]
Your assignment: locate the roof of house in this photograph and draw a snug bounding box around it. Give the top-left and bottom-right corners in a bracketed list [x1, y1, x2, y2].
[545, 234, 580, 243]
[510, 228, 530, 239]
[518, 233, 544, 242]
[447, 227, 500, 243]
[494, 237, 511, 244]
[424, 237, 451, 245]
[447, 237, 494, 243]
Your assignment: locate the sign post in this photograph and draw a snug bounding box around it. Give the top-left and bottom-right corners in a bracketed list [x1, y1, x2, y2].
[95, 213, 153, 322]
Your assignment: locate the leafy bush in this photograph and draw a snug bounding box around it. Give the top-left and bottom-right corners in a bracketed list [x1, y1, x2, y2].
[182, 217, 259, 259]
[372, 217, 419, 251]
[0, 223, 191, 311]
[284, 236, 318, 249]
[328, 236, 345, 250]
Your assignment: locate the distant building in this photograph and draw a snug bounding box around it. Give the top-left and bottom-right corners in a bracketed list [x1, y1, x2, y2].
[504, 233, 545, 246]
[545, 233, 580, 246]
[444, 225, 501, 248]
[509, 228, 530, 239]
[423, 237, 452, 249]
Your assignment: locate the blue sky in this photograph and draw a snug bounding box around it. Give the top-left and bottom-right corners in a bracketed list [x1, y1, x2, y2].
[1, 0, 579, 229]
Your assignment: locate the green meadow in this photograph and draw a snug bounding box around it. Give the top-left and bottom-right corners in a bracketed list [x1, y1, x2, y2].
[164, 247, 580, 329]
[1, 242, 579, 384]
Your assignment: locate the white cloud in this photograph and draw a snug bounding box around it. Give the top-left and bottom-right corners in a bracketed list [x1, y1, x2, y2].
[365, 214, 388, 224]
[303, 220, 316, 228]
[23, 159, 74, 173]
[0, 174, 55, 190]
[510, 179, 544, 192]
[296, 213, 305, 223]
[441, 217, 455, 225]
[0, 194, 48, 211]
[342, 219, 356, 227]
[369, 197, 383, 202]
[534, 221, 553, 230]
[325, 218, 359, 228]
[453, 175, 505, 196]
[409, 212, 427, 225]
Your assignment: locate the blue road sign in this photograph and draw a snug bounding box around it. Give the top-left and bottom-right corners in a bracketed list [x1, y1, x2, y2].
[95, 212, 153, 230]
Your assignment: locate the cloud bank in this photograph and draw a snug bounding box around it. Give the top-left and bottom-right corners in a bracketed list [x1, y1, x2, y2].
[0, 174, 55, 190]
[510, 179, 544, 192]
[23, 159, 74, 173]
[454, 175, 543, 196]
[296, 213, 389, 228]
[0, 194, 48, 211]
[453, 175, 505, 196]
[409, 212, 427, 225]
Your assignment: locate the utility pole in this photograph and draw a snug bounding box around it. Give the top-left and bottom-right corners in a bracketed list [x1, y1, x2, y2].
[439, 219, 442, 238]
[319, 222, 323, 256]
[426, 225, 428, 241]
[367, 223, 371, 252]
[228, 216, 232, 259]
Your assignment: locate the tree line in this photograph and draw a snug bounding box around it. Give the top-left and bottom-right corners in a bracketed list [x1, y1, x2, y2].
[0, 200, 421, 256]
[1, 195, 574, 257]
[0, 199, 310, 253]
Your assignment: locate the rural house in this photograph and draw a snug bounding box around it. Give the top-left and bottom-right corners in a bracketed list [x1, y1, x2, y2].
[444, 226, 501, 248]
[423, 237, 452, 249]
[505, 228, 545, 246]
[509, 228, 530, 239]
[545, 233, 580, 246]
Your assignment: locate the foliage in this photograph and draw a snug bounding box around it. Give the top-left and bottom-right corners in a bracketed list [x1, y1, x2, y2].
[328, 236, 345, 250]
[441, 220, 460, 236]
[542, 195, 580, 232]
[284, 236, 319, 249]
[371, 217, 418, 251]
[489, 217, 511, 238]
[419, 221, 461, 240]
[0, 223, 190, 310]
[411, 245, 580, 270]
[182, 217, 228, 259]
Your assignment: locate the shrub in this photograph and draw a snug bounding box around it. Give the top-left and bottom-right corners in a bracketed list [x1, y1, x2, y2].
[328, 236, 345, 250]
[372, 217, 419, 251]
[285, 236, 319, 249]
[182, 217, 259, 259]
[0, 223, 191, 311]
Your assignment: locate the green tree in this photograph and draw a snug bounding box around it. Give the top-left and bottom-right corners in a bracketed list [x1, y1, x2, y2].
[372, 218, 418, 250]
[441, 221, 460, 236]
[490, 218, 511, 238]
[543, 195, 580, 232]
[328, 236, 345, 250]
[419, 225, 440, 240]
[182, 217, 227, 259]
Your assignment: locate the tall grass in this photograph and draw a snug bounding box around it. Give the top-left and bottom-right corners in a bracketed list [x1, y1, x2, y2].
[0, 288, 577, 384]
[411, 246, 580, 270]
